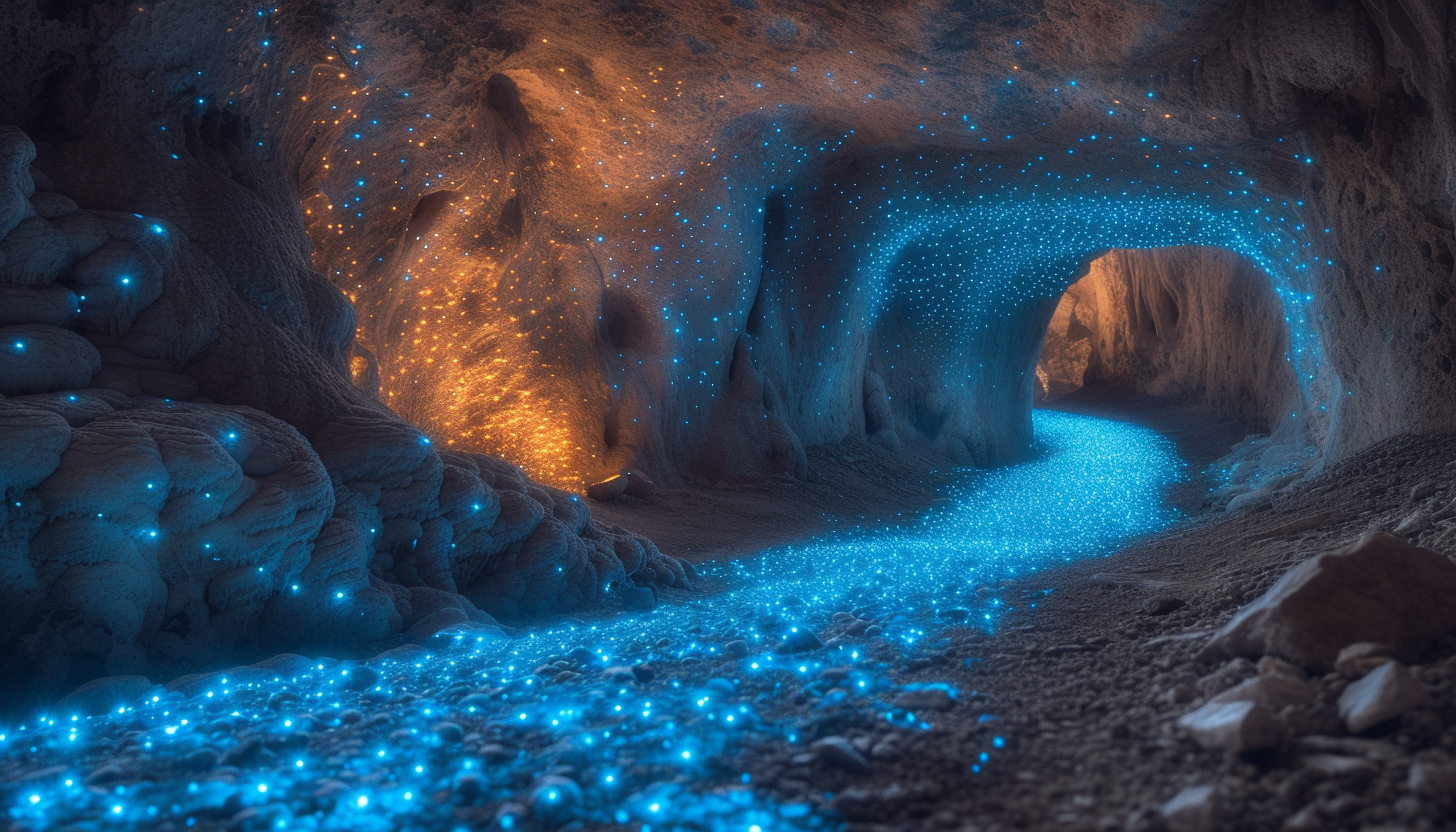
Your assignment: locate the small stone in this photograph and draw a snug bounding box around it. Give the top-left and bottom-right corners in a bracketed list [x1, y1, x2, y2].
[480, 743, 514, 764]
[1199, 533, 1456, 670]
[1395, 510, 1433, 537]
[585, 474, 630, 502]
[892, 688, 957, 712]
[864, 624, 884, 638]
[1299, 754, 1377, 782]
[1208, 673, 1315, 710]
[1177, 700, 1286, 752]
[631, 664, 656, 683]
[1291, 734, 1403, 760]
[530, 775, 583, 825]
[775, 626, 824, 654]
[1161, 683, 1198, 705]
[459, 693, 493, 710]
[1161, 785, 1221, 832]
[723, 639, 749, 658]
[1410, 480, 1439, 502]
[603, 666, 636, 684]
[619, 584, 657, 611]
[220, 736, 269, 767]
[454, 772, 486, 803]
[812, 736, 871, 773]
[1338, 661, 1431, 734]
[1333, 642, 1398, 678]
[1142, 596, 1186, 616]
[266, 692, 300, 711]
[622, 469, 657, 499]
[1407, 761, 1456, 798]
[433, 721, 465, 744]
[342, 666, 379, 691]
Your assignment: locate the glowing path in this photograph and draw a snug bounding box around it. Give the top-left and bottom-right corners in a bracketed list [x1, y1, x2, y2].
[0, 413, 1184, 831]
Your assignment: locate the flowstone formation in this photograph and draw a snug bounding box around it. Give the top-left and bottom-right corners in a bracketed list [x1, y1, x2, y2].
[0, 124, 685, 695]
[1, 0, 1455, 689]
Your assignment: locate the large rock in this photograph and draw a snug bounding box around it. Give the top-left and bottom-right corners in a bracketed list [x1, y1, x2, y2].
[1199, 534, 1456, 671]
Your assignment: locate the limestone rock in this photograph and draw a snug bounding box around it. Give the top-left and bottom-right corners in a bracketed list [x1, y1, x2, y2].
[1199, 534, 1456, 671]
[0, 323, 100, 394]
[1338, 661, 1430, 734]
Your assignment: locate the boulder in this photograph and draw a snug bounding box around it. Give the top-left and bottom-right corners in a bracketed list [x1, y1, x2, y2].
[1199, 534, 1456, 671]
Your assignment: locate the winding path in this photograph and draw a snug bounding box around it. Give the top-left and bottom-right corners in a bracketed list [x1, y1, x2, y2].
[1, 412, 1187, 831]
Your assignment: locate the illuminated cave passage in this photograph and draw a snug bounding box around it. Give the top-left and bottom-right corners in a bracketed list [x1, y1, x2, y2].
[3, 1, 1456, 830]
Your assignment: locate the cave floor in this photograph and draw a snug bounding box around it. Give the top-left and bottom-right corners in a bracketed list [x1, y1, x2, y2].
[6, 394, 1456, 832]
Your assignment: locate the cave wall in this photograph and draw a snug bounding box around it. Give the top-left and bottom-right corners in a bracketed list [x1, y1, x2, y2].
[0, 0, 1453, 686]
[1038, 247, 1302, 434]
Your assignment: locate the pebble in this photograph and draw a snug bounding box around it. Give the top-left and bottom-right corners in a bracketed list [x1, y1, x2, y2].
[1333, 642, 1398, 678]
[1299, 754, 1377, 783]
[891, 688, 956, 712]
[1160, 785, 1221, 832]
[1177, 700, 1286, 752]
[1338, 662, 1430, 734]
[776, 627, 825, 654]
[1142, 596, 1186, 616]
[1407, 760, 1456, 798]
[724, 640, 749, 658]
[812, 736, 872, 774]
[432, 721, 465, 744]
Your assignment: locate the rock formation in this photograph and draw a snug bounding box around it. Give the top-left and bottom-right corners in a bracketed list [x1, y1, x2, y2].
[1, 0, 1454, 690]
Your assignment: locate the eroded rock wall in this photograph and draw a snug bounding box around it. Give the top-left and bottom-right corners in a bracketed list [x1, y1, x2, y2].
[1038, 247, 1302, 434]
[0, 0, 1454, 688]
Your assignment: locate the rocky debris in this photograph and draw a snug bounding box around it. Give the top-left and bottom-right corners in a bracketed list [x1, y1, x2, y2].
[775, 626, 824, 654]
[585, 473, 630, 502]
[891, 687, 957, 712]
[1299, 753, 1377, 782]
[811, 736, 872, 774]
[1407, 761, 1456, 799]
[1142, 595, 1186, 616]
[1337, 661, 1431, 734]
[1160, 785, 1221, 832]
[1199, 533, 1456, 670]
[1177, 700, 1286, 752]
[1333, 642, 1399, 678]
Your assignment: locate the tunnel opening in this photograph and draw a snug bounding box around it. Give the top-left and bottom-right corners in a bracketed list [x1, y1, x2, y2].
[1035, 246, 1300, 432]
[1034, 245, 1315, 510]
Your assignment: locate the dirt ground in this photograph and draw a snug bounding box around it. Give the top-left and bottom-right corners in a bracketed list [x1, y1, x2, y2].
[597, 386, 1456, 831]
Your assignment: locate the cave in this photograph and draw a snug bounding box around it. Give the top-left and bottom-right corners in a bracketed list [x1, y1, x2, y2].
[2, 1, 1456, 829]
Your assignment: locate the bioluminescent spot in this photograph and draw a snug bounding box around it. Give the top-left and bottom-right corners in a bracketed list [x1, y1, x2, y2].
[1, 413, 1182, 831]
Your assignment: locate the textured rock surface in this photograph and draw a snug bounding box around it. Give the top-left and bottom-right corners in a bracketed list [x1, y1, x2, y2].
[1037, 247, 1300, 434]
[1200, 533, 1456, 671]
[0, 0, 1454, 692]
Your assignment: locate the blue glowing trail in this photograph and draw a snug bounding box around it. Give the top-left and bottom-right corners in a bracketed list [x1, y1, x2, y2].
[1, 413, 1184, 831]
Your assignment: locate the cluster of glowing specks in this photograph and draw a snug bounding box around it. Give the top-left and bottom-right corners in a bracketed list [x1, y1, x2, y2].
[1, 413, 1182, 831]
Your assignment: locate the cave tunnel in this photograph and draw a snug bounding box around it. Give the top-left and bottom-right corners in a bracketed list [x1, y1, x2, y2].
[2, 0, 1456, 829]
